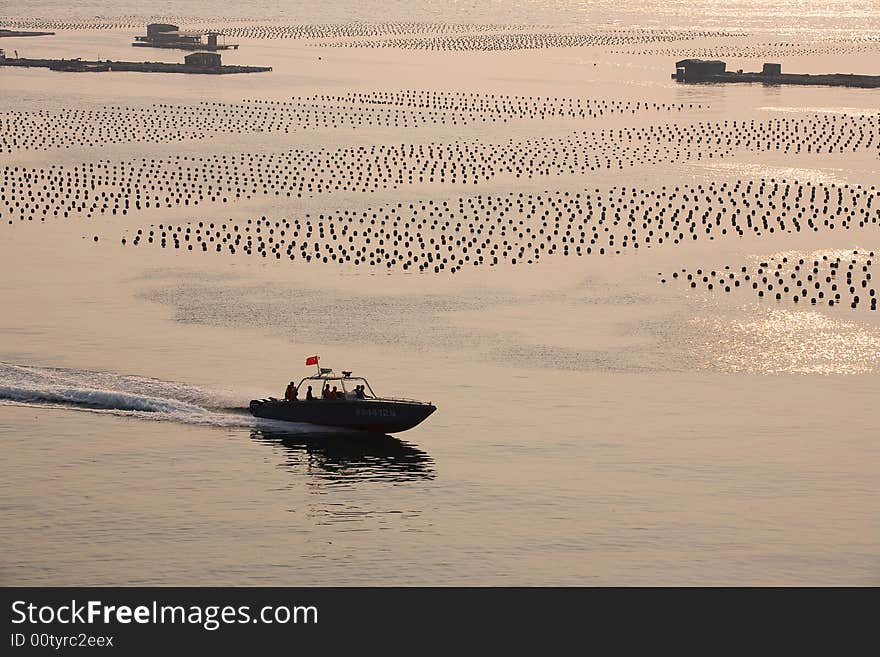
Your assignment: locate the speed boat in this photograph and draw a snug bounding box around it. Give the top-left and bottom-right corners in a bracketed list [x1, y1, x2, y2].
[249, 367, 436, 434]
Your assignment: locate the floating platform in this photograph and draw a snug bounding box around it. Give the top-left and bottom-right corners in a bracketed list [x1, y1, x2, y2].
[673, 59, 880, 89]
[132, 41, 238, 51]
[132, 23, 238, 51]
[0, 29, 55, 37]
[0, 55, 270, 75]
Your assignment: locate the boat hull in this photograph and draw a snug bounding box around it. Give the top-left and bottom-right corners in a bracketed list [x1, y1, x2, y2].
[249, 399, 436, 433]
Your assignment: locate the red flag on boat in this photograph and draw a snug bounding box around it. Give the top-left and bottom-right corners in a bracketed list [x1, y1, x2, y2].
[305, 355, 319, 366]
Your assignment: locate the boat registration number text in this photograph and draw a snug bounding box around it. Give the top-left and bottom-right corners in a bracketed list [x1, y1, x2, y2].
[355, 407, 397, 418]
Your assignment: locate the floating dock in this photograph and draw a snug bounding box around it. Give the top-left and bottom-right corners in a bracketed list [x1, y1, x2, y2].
[133, 23, 238, 51]
[0, 29, 55, 37]
[0, 51, 270, 74]
[673, 59, 880, 89]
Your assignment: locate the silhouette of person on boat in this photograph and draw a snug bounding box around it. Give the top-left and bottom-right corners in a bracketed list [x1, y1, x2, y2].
[287, 379, 373, 402]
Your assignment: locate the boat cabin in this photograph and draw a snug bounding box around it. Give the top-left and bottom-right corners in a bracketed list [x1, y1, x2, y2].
[296, 369, 376, 400]
[673, 59, 726, 81]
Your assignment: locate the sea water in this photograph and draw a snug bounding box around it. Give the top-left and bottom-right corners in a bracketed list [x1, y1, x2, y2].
[1, 0, 878, 585]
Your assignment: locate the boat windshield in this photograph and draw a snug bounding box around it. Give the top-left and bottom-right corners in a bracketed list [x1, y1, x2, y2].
[296, 376, 376, 399]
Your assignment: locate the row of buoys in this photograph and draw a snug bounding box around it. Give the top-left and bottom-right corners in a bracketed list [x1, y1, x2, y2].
[117, 182, 879, 273]
[1, 107, 220, 153]
[0, 15, 270, 30]
[322, 29, 746, 51]
[3, 105, 874, 161]
[662, 251, 877, 311]
[0, 91, 708, 154]
[829, 35, 880, 43]
[2, 113, 878, 221]
[211, 22, 523, 40]
[6, 18, 644, 40]
[613, 42, 880, 57]
[251, 91, 704, 117]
